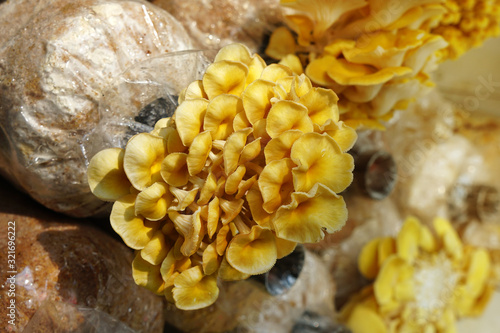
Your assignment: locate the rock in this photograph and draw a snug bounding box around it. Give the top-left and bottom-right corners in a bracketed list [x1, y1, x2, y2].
[0, 176, 164, 333]
[0, 0, 194, 217]
[151, 0, 283, 53]
[164, 250, 336, 333]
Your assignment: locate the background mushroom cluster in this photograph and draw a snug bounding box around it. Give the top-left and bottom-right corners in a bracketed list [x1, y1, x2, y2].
[341, 216, 498, 333]
[87, 43, 357, 310]
[264, 0, 500, 129]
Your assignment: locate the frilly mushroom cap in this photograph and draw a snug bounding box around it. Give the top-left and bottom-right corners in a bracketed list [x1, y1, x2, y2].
[202, 242, 221, 275]
[264, 130, 303, 163]
[318, 119, 358, 152]
[218, 255, 251, 281]
[174, 99, 209, 147]
[266, 100, 314, 138]
[204, 94, 243, 140]
[187, 131, 213, 176]
[299, 87, 339, 125]
[132, 252, 166, 295]
[169, 209, 205, 257]
[290, 132, 354, 193]
[226, 225, 278, 275]
[161, 152, 189, 187]
[87, 148, 131, 201]
[135, 182, 172, 221]
[265, 26, 297, 60]
[242, 79, 276, 125]
[110, 194, 158, 250]
[258, 158, 295, 213]
[203, 60, 249, 100]
[123, 133, 166, 191]
[273, 183, 347, 243]
[172, 266, 219, 310]
[141, 230, 170, 265]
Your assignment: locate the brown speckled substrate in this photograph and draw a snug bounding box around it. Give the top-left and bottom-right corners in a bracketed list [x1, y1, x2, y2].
[0, 176, 164, 332]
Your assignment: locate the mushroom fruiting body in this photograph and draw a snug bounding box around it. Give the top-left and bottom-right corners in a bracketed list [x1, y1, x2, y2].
[341, 216, 498, 333]
[265, 0, 500, 129]
[87, 43, 355, 310]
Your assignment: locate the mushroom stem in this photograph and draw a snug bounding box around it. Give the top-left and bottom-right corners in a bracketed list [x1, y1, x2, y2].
[212, 140, 226, 150]
[234, 216, 251, 234]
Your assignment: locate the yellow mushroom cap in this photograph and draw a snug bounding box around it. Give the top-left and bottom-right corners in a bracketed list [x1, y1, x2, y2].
[273, 183, 347, 243]
[299, 87, 339, 125]
[160, 153, 189, 187]
[290, 132, 354, 193]
[169, 209, 205, 257]
[218, 255, 251, 281]
[203, 60, 249, 100]
[135, 182, 172, 221]
[265, 26, 297, 60]
[110, 194, 158, 250]
[258, 158, 295, 213]
[132, 252, 166, 295]
[266, 100, 314, 138]
[187, 131, 213, 176]
[172, 266, 219, 310]
[204, 94, 243, 140]
[123, 133, 166, 191]
[174, 98, 209, 147]
[141, 230, 170, 265]
[242, 79, 276, 125]
[264, 130, 303, 163]
[87, 148, 131, 201]
[226, 225, 278, 275]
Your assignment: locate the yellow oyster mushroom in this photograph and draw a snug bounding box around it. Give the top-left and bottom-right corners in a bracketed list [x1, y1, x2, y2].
[299, 87, 339, 125]
[157, 126, 186, 154]
[174, 99, 209, 147]
[202, 241, 221, 275]
[325, 58, 412, 87]
[197, 172, 218, 205]
[260, 63, 294, 83]
[202, 60, 249, 100]
[160, 247, 192, 287]
[282, 0, 367, 41]
[235, 175, 257, 199]
[123, 133, 166, 191]
[258, 158, 295, 213]
[346, 304, 387, 333]
[223, 128, 253, 175]
[275, 236, 297, 259]
[358, 238, 384, 280]
[168, 187, 198, 211]
[290, 132, 354, 193]
[242, 79, 276, 125]
[172, 266, 219, 310]
[279, 54, 304, 75]
[265, 26, 297, 60]
[264, 130, 303, 163]
[187, 131, 212, 176]
[276, 74, 313, 100]
[110, 194, 158, 250]
[214, 43, 266, 85]
[207, 197, 220, 239]
[239, 138, 261, 165]
[305, 55, 339, 87]
[343, 30, 424, 69]
[132, 252, 166, 295]
[168, 209, 205, 257]
[317, 119, 358, 152]
[161, 153, 189, 187]
[266, 100, 314, 138]
[219, 198, 244, 225]
[204, 94, 243, 140]
[135, 182, 172, 221]
[246, 184, 274, 229]
[141, 230, 170, 265]
[226, 225, 278, 275]
[218, 255, 251, 281]
[87, 148, 131, 201]
[374, 255, 414, 307]
[396, 216, 421, 264]
[179, 80, 207, 103]
[273, 183, 347, 243]
[225, 165, 247, 195]
[216, 224, 233, 256]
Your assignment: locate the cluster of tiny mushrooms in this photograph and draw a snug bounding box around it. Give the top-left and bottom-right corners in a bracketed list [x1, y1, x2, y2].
[88, 43, 357, 310]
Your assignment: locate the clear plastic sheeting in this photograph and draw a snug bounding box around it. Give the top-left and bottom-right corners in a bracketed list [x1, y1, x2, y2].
[23, 301, 138, 333]
[0, 0, 199, 217]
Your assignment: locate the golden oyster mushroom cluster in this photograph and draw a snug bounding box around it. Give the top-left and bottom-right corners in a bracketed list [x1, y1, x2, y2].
[432, 0, 500, 60]
[341, 216, 497, 333]
[87, 43, 356, 310]
[265, 0, 500, 129]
